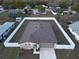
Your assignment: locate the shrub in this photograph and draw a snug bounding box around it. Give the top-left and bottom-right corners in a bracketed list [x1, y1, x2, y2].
[35, 5, 45, 12]
[59, 0, 69, 9]
[11, 0, 26, 9]
[2, 1, 10, 9]
[72, 3, 79, 13]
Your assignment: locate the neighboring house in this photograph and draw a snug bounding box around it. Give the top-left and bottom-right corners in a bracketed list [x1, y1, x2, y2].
[59, 11, 78, 24]
[0, 22, 14, 42]
[68, 21, 79, 41]
[19, 21, 57, 50]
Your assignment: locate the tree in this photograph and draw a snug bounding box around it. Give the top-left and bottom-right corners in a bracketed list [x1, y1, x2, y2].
[35, 5, 45, 12]
[2, 1, 10, 9]
[0, 0, 3, 5]
[29, 2, 36, 8]
[32, 0, 37, 2]
[16, 11, 28, 17]
[72, 3, 79, 13]
[59, 0, 69, 9]
[12, 0, 26, 9]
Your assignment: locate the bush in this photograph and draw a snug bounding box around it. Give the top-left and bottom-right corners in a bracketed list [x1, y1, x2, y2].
[59, 0, 69, 9]
[16, 12, 28, 17]
[72, 3, 79, 13]
[2, 0, 26, 9]
[0, 0, 3, 5]
[29, 2, 36, 8]
[11, 0, 26, 9]
[35, 5, 45, 12]
[2, 1, 10, 9]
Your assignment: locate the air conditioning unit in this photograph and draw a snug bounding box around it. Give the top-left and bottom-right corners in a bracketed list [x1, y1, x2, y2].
[16, 17, 21, 22]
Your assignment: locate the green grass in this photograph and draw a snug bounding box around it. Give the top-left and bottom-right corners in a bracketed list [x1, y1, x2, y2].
[0, 11, 15, 24]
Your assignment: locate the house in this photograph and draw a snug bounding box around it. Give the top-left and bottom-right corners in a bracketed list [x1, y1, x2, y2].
[68, 21, 79, 41]
[0, 22, 14, 42]
[19, 21, 57, 50]
[3, 17, 75, 59]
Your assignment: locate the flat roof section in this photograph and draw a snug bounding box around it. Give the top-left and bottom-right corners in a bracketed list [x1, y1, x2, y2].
[10, 20, 69, 45]
[19, 21, 57, 44]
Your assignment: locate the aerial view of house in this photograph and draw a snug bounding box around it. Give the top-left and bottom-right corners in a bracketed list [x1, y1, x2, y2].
[0, 0, 79, 59]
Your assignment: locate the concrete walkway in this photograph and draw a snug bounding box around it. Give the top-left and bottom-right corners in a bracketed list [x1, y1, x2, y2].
[40, 48, 57, 59]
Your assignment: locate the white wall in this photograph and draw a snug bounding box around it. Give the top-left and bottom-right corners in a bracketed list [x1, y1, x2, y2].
[4, 19, 25, 47]
[4, 17, 75, 49]
[54, 18, 75, 49]
[4, 43, 20, 47]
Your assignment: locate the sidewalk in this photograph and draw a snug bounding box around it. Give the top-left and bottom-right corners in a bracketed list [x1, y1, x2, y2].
[40, 48, 57, 59]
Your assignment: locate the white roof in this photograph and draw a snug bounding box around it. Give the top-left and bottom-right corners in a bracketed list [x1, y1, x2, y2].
[69, 21, 79, 35]
[0, 22, 14, 36]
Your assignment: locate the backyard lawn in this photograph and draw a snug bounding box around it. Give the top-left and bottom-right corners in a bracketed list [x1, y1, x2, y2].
[0, 11, 15, 24]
